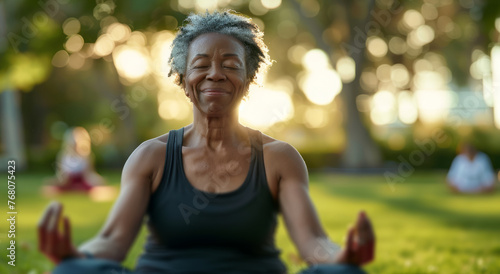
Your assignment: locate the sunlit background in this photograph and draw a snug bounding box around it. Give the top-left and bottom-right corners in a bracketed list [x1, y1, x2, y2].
[1, 0, 500, 169]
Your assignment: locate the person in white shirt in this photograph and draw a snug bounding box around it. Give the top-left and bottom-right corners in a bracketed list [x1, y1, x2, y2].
[446, 142, 496, 193]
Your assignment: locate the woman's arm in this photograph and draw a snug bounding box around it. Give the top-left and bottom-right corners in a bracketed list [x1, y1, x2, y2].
[267, 141, 374, 265]
[38, 138, 166, 263]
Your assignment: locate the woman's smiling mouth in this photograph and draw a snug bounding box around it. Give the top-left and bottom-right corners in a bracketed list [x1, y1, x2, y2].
[201, 89, 228, 96]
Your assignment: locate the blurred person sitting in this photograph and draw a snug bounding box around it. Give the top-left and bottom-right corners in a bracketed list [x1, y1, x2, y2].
[446, 142, 496, 194]
[44, 127, 104, 193]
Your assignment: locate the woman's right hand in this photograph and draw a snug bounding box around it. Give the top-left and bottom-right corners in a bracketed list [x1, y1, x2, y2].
[38, 201, 83, 264]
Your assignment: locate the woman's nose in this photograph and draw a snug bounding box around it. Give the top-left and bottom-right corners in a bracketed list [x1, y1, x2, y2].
[206, 66, 226, 81]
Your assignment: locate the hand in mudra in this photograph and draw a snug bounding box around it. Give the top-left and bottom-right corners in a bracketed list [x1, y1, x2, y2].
[337, 211, 375, 265]
[38, 202, 82, 264]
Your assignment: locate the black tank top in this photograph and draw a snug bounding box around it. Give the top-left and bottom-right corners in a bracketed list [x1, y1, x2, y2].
[135, 128, 286, 273]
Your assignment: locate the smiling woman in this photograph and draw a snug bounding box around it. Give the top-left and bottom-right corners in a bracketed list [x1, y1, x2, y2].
[38, 10, 374, 274]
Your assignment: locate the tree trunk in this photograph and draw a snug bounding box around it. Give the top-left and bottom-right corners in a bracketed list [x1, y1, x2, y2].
[340, 0, 382, 168]
[0, 90, 27, 170]
[290, 0, 382, 168]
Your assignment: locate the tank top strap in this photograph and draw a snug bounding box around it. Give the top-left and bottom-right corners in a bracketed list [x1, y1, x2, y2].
[247, 128, 268, 188]
[247, 128, 263, 156]
[150, 128, 183, 201]
[166, 128, 183, 169]
[173, 127, 185, 150]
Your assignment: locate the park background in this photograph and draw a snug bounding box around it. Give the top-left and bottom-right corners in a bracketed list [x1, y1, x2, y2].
[1, 0, 500, 273]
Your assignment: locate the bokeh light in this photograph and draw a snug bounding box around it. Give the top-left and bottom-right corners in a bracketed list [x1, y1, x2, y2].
[414, 58, 433, 72]
[249, 0, 269, 16]
[80, 43, 95, 58]
[239, 86, 294, 129]
[299, 49, 342, 105]
[68, 53, 85, 70]
[128, 31, 147, 47]
[376, 64, 391, 83]
[107, 23, 131, 43]
[391, 64, 410, 88]
[388, 36, 408, 55]
[302, 49, 330, 70]
[470, 50, 491, 80]
[408, 25, 435, 47]
[402, 10, 425, 30]
[367, 36, 388, 58]
[413, 71, 447, 90]
[370, 90, 397, 125]
[150, 31, 175, 78]
[94, 34, 115, 56]
[52, 50, 69, 68]
[287, 44, 308, 64]
[398, 91, 418, 124]
[112, 46, 150, 81]
[336, 56, 356, 83]
[300, 70, 342, 105]
[64, 34, 84, 53]
[197, 0, 218, 11]
[178, 0, 195, 10]
[261, 0, 281, 9]
[63, 18, 81, 36]
[415, 89, 452, 124]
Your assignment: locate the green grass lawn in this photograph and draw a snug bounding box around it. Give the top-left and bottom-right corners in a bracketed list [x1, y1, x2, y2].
[1, 171, 499, 273]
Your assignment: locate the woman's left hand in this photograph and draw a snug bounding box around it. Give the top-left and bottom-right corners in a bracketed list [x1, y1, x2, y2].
[336, 211, 375, 265]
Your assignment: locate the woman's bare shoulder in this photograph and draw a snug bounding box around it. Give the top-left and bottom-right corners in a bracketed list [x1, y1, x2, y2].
[261, 133, 298, 154]
[143, 132, 167, 146]
[126, 132, 170, 165]
[260, 132, 308, 186]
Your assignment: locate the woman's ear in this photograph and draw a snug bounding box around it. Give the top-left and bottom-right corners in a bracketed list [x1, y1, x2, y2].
[180, 76, 186, 92]
[181, 77, 192, 101]
[179, 74, 185, 88]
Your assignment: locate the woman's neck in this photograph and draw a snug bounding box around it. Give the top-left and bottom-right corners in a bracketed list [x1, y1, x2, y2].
[189, 110, 245, 150]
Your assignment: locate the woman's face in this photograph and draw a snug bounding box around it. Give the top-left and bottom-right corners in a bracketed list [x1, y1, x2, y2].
[183, 32, 249, 117]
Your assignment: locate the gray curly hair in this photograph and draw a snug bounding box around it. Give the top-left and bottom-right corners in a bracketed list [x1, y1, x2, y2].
[168, 10, 271, 87]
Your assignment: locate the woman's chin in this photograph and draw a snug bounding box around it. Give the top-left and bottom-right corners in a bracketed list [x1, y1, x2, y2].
[200, 104, 238, 117]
